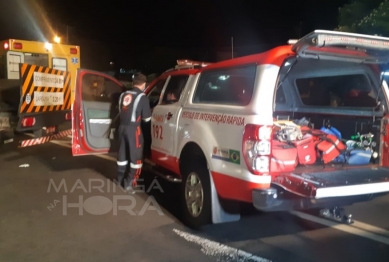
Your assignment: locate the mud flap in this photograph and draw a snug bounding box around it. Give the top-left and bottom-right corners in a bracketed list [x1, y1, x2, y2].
[0, 112, 14, 145]
[210, 173, 240, 224]
[0, 128, 14, 145]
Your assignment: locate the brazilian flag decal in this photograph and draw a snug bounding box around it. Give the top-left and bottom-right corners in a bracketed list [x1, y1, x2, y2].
[229, 150, 240, 164]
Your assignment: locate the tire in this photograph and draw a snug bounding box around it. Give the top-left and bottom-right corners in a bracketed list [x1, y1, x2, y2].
[180, 158, 212, 229]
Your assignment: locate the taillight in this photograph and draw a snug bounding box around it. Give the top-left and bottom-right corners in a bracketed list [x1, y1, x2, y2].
[65, 113, 72, 120]
[13, 42, 23, 49]
[70, 47, 78, 54]
[242, 124, 272, 175]
[3, 42, 9, 50]
[21, 117, 36, 127]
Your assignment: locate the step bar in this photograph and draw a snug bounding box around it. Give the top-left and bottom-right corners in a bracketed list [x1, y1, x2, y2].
[143, 159, 182, 183]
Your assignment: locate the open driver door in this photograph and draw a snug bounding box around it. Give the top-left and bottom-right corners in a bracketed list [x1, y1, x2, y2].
[72, 69, 125, 156]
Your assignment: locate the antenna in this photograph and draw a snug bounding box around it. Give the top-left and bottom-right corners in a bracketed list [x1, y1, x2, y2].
[231, 37, 234, 58]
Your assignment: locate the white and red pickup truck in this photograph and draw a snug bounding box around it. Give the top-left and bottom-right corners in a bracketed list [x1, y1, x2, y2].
[71, 30, 389, 228]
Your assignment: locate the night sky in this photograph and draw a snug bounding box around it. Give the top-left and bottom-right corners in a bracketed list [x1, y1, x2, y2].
[0, 0, 350, 73]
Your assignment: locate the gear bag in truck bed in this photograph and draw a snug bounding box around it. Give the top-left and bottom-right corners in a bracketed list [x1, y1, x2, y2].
[301, 127, 347, 164]
[316, 133, 347, 163]
[273, 121, 317, 166]
[271, 140, 298, 173]
[291, 134, 317, 165]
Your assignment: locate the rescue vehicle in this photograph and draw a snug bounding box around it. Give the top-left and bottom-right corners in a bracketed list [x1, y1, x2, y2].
[0, 39, 80, 145]
[71, 30, 389, 228]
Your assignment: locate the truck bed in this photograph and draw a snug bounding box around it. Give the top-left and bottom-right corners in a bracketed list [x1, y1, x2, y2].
[293, 164, 389, 186]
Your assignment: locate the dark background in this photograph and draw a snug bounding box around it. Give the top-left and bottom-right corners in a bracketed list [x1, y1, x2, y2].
[0, 0, 350, 75]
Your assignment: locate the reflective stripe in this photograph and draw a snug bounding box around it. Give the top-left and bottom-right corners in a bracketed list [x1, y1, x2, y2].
[324, 139, 340, 154]
[143, 117, 151, 122]
[118, 92, 125, 112]
[271, 158, 296, 165]
[90, 119, 112, 124]
[315, 181, 389, 199]
[131, 93, 144, 122]
[117, 161, 128, 166]
[130, 162, 143, 169]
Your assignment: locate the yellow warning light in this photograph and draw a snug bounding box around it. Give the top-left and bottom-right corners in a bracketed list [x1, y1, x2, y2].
[54, 36, 61, 43]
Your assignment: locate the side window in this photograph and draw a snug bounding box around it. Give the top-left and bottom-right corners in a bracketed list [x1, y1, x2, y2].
[193, 64, 256, 105]
[147, 79, 167, 107]
[24, 53, 48, 67]
[53, 58, 67, 72]
[81, 74, 123, 103]
[161, 75, 189, 104]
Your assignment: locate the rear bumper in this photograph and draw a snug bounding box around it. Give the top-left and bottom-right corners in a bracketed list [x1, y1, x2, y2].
[17, 110, 71, 132]
[252, 187, 388, 212]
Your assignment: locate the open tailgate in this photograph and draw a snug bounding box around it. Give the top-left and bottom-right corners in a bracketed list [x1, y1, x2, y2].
[273, 166, 389, 199]
[292, 30, 389, 64]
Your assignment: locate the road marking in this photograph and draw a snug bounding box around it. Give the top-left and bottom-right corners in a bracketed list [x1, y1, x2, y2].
[173, 229, 272, 262]
[351, 220, 389, 238]
[291, 211, 389, 245]
[49, 140, 71, 148]
[25, 134, 389, 246]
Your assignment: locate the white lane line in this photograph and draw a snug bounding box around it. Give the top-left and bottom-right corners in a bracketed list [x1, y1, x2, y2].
[25, 134, 389, 246]
[173, 229, 272, 262]
[49, 140, 71, 148]
[351, 220, 389, 238]
[291, 211, 389, 245]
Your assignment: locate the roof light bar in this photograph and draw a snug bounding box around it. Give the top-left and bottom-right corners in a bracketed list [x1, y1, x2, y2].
[176, 59, 212, 67]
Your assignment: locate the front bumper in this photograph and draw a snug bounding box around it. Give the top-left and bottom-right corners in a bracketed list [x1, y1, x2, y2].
[252, 187, 387, 212]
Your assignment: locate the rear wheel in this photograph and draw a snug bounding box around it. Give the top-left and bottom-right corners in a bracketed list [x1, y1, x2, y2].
[180, 159, 212, 228]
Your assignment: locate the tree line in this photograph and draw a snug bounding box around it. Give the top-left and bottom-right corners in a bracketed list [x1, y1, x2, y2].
[337, 0, 389, 36]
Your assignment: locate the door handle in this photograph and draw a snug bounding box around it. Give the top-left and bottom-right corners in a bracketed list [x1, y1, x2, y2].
[166, 112, 173, 120]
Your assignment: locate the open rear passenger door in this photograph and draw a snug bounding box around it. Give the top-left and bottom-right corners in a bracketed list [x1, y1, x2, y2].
[72, 69, 124, 156]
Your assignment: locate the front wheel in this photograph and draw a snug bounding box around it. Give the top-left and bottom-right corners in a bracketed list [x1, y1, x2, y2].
[180, 160, 212, 228]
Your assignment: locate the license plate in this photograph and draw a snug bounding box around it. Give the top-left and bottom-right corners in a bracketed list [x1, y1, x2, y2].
[0, 116, 10, 129]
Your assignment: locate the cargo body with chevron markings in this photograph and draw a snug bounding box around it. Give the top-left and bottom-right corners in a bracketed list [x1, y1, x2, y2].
[0, 39, 81, 145]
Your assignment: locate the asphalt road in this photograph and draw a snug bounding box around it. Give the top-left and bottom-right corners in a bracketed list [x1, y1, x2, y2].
[1, 134, 389, 262]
